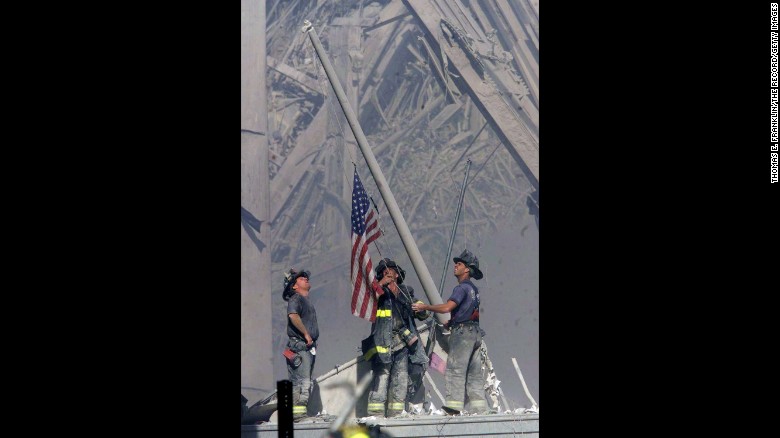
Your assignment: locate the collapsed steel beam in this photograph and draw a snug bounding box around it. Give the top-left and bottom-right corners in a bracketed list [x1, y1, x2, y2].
[267, 55, 323, 94]
[402, 0, 538, 188]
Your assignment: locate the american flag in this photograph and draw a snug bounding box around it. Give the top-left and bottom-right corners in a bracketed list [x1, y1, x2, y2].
[429, 351, 447, 375]
[350, 169, 381, 322]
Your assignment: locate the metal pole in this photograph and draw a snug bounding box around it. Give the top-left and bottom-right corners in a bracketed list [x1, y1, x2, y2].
[438, 159, 471, 296]
[302, 20, 448, 322]
[511, 357, 539, 410]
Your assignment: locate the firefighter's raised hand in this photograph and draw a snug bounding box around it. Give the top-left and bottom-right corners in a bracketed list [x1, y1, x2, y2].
[380, 272, 395, 287]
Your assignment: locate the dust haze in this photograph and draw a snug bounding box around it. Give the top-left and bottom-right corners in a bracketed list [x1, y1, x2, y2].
[248, 0, 539, 409]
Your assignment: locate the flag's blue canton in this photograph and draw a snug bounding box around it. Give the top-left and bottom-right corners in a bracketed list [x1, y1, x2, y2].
[351, 171, 370, 235]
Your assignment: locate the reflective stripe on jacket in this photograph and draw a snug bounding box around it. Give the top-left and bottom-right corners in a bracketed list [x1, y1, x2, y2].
[364, 282, 428, 366]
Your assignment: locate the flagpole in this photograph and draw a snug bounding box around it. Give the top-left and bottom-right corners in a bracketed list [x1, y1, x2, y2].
[438, 159, 471, 296]
[302, 20, 448, 324]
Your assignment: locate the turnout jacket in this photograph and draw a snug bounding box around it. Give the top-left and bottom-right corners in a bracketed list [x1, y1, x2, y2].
[362, 281, 428, 366]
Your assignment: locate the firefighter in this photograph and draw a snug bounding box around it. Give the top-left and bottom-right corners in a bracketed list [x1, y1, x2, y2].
[282, 268, 320, 422]
[363, 258, 429, 417]
[412, 249, 489, 415]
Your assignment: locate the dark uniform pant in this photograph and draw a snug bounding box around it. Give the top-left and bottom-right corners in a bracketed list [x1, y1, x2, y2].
[444, 322, 488, 413]
[287, 339, 316, 420]
[367, 348, 409, 417]
[406, 361, 425, 408]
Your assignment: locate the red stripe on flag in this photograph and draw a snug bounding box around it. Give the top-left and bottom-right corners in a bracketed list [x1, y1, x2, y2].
[349, 172, 382, 322]
[350, 236, 362, 313]
[357, 241, 372, 317]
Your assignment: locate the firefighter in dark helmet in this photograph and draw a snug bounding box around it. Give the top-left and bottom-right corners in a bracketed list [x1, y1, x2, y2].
[363, 258, 429, 417]
[282, 268, 319, 422]
[412, 249, 489, 415]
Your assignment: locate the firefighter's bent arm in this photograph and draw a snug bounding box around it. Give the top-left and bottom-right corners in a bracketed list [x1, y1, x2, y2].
[288, 313, 313, 346]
